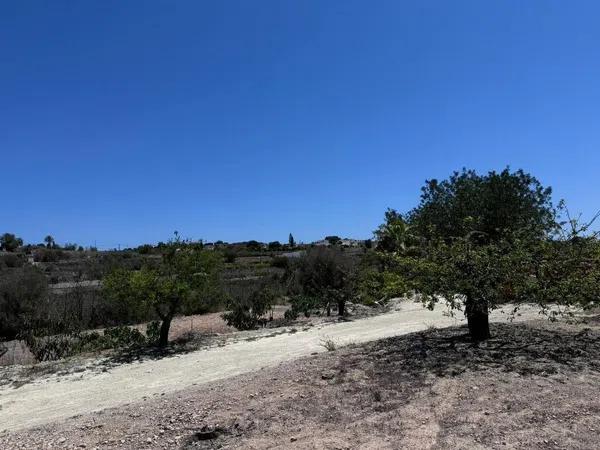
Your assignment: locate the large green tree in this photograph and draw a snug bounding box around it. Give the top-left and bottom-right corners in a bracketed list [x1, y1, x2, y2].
[377, 168, 599, 341]
[408, 168, 557, 243]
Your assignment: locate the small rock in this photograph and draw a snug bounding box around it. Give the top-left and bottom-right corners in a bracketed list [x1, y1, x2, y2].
[290, 437, 297, 442]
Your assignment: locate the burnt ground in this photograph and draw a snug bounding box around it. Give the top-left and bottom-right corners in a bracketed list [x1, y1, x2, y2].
[2, 319, 600, 449]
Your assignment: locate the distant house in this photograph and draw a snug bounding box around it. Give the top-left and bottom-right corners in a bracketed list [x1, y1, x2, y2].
[312, 238, 364, 247]
[340, 239, 362, 247]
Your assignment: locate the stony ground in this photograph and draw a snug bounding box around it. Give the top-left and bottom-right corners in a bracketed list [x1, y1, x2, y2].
[2, 317, 599, 449]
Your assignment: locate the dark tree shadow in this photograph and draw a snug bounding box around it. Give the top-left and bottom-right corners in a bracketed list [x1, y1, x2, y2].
[367, 322, 600, 382]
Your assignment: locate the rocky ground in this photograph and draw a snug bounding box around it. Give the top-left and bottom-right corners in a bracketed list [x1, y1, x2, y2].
[2, 317, 599, 449]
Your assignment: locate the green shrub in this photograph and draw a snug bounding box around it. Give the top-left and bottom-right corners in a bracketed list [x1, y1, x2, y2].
[0, 253, 25, 268]
[103, 326, 146, 347]
[222, 287, 275, 330]
[146, 321, 160, 344]
[25, 326, 149, 361]
[357, 268, 407, 305]
[33, 248, 70, 262]
[0, 266, 48, 340]
[283, 308, 298, 321]
[223, 249, 237, 263]
[271, 256, 289, 269]
[285, 295, 322, 318]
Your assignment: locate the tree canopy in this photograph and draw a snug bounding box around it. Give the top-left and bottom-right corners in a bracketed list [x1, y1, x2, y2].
[0, 233, 23, 252]
[289, 246, 356, 317]
[103, 241, 223, 346]
[408, 168, 557, 243]
[375, 168, 600, 341]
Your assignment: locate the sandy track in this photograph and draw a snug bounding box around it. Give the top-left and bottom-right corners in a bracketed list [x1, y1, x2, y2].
[0, 302, 542, 432]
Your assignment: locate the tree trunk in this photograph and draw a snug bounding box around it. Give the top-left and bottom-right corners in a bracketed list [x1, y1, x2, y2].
[158, 316, 172, 347]
[337, 299, 345, 316]
[465, 297, 490, 342]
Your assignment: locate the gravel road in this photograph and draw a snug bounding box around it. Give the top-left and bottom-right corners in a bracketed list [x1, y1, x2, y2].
[0, 301, 543, 432]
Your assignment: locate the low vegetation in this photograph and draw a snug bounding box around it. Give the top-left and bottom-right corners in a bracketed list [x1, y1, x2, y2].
[1, 167, 599, 366]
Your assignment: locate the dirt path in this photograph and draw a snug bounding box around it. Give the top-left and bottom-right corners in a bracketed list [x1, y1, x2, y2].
[0, 302, 543, 432]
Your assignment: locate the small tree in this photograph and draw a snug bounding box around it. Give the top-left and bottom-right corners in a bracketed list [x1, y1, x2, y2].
[44, 235, 56, 249]
[268, 241, 282, 251]
[0, 233, 23, 252]
[290, 247, 355, 317]
[104, 243, 223, 346]
[325, 235, 342, 246]
[63, 243, 78, 251]
[246, 240, 263, 251]
[0, 266, 48, 340]
[374, 210, 420, 255]
[223, 248, 237, 263]
[222, 286, 276, 330]
[288, 233, 295, 248]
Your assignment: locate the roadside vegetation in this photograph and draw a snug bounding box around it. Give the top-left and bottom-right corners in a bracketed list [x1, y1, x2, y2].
[1, 167, 599, 366]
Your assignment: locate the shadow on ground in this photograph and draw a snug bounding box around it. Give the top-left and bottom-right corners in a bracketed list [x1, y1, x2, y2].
[366, 322, 600, 381]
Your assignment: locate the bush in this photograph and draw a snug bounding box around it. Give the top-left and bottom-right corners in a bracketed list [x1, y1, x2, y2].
[357, 268, 407, 305]
[32, 248, 70, 262]
[283, 308, 298, 321]
[0, 266, 48, 340]
[146, 321, 161, 345]
[268, 241, 282, 251]
[222, 286, 275, 330]
[103, 326, 146, 347]
[136, 244, 154, 254]
[223, 249, 237, 264]
[25, 326, 149, 361]
[0, 253, 25, 268]
[285, 295, 322, 318]
[289, 246, 356, 316]
[271, 256, 289, 269]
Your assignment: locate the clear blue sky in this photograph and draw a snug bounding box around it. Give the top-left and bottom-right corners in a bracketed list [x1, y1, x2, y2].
[2, 1, 599, 249]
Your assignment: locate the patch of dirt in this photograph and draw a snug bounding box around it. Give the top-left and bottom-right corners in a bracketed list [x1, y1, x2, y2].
[2, 319, 599, 449]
